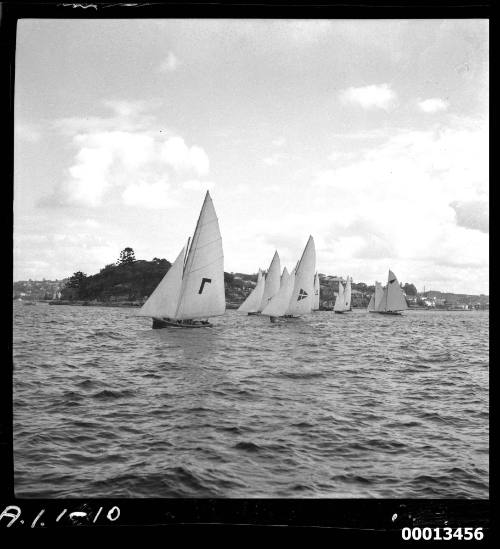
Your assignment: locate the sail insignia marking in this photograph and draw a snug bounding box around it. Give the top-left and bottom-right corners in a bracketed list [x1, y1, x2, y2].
[298, 289, 308, 301]
[199, 278, 212, 294]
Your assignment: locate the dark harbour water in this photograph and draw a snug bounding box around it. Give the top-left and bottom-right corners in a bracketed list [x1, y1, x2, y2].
[13, 303, 488, 498]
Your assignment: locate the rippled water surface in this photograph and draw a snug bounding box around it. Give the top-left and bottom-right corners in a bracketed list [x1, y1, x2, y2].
[13, 303, 489, 498]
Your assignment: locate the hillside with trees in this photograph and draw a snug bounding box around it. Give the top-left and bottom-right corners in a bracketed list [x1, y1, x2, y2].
[14, 247, 488, 310]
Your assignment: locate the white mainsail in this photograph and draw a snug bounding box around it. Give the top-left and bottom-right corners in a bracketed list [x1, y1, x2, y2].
[334, 281, 347, 312]
[345, 275, 352, 310]
[367, 281, 384, 312]
[285, 236, 316, 316]
[137, 244, 186, 318]
[238, 269, 265, 313]
[262, 267, 295, 317]
[313, 272, 320, 310]
[139, 191, 225, 321]
[259, 251, 281, 311]
[175, 192, 225, 320]
[376, 270, 407, 312]
[374, 281, 384, 310]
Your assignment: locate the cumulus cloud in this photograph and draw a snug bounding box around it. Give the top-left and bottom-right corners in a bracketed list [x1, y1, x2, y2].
[158, 52, 180, 73]
[263, 153, 288, 166]
[45, 101, 211, 208]
[450, 200, 488, 233]
[182, 179, 215, 191]
[122, 180, 176, 210]
[160, 137, 209, 176]
[15, 122, 41, 143]
[311, 118, 488, 291]
[418, 98, 450, 113]
[339, 83, 397, 110]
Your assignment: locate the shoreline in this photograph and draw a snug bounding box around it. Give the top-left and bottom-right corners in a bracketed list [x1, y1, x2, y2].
[14, 300, 485, 312]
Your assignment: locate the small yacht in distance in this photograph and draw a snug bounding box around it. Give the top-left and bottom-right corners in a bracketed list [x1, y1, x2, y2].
[334, 280, 347, 314]
[237, 269, 265, 315]
[367, 281, 384, 313]
[262, 236, 316, 322]
[313, 272, 320, 311]
[372, 270, 408, 315]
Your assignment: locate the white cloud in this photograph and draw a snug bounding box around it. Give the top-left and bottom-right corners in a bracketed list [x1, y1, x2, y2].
[182, 179, 215, 191]
[263, 153, 288, 166]
[340, 83, 397, 110]
[122, 180, 177, 210]
[160, 137, 210, 176]
[15, 122, 41, 143]
[418, 98, 450, 113]
[158, 52, 180, 73]
[272, 137, 286, 147]
[47, 102, 211, 208]
[311, 118, 488, 293]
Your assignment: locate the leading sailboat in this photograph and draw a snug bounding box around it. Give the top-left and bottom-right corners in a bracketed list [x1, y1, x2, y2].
[137, 191, 225, 328]
[373, 270, 408, 315]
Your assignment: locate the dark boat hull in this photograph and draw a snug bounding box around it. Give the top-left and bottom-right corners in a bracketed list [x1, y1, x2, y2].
[152, 318, 213, 329]
[247, 312, 260, 316]
[334, 311, 345, 314]
[374, 311, 403, 316]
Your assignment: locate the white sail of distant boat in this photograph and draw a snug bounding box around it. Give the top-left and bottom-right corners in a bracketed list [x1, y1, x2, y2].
[334, 281, 347, 313]
[367, 281, 384, 312]
[285, 236, 316, 317]
[137, 191, 225, 328]
[374, 281, 384, 310]
[375, 270, 408, 314]
[345, 275, 352, 311]
[238, 269, 265, 314]
[262, 266, 295, 317]
[258, 251, 281, 311]
[313, 272, 320, 311]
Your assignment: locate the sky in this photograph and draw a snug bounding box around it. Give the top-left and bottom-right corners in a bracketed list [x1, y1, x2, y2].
[14, 19, 489, 294]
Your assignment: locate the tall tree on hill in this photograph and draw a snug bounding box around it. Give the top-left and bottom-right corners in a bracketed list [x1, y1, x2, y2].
[118, 247, 136, 265]
[66, 271, 87, 288]
[403, 283, 417, 296]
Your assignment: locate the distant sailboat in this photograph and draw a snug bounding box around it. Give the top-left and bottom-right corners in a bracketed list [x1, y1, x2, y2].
[261, 266, 295, 321]
[262, 236, 316, 321]
[334, 281, 347, 314]
[238, 269, 265, 315]
[259, 251, 281, 311]
[374, 270, 408, 315]
[367, 281, 384, 313]
[137, 191, 225, 328]
[313, 272, 320, 311]
[344, 275, 352, 311]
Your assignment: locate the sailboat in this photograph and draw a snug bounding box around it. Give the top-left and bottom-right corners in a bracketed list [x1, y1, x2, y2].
[334, 280, 347, 314]
[262, 236, 316, 321]
[137, 191, 225, 328]
[367, 281, 384, 313]
[259, 251, 281, 311]
[374, 270, 408, 315]
[237, 269, 265, 315]
[344, 275, 352, 311]
[312, 272, 320, 311]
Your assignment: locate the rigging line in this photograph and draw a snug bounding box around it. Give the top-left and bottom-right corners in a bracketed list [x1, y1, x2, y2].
[193, 236, 222, 251]
[184, 256, 224, 275]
